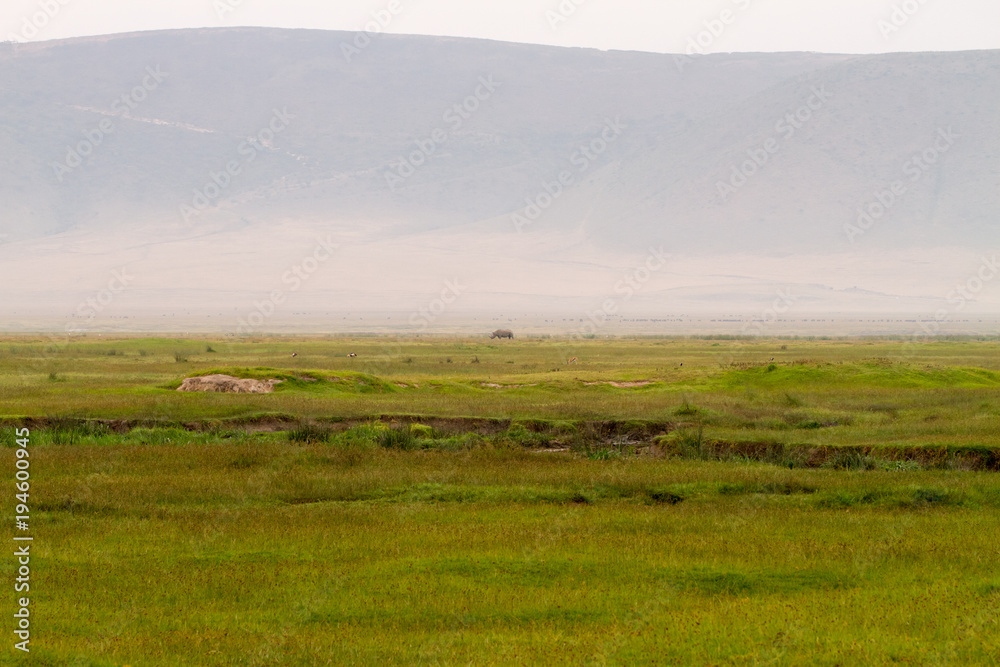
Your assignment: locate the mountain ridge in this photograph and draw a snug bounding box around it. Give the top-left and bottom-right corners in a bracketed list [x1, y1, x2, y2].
[1, 28, 998, 330]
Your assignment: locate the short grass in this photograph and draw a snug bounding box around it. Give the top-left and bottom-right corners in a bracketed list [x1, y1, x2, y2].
[4, 335, 1000, 664]
[3, 438, 998, 665]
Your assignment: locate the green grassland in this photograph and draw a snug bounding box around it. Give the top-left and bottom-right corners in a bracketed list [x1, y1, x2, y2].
[4, 334, 1000, 451]
[4, 440, 999, 665]
[2, 335, 1000, 664]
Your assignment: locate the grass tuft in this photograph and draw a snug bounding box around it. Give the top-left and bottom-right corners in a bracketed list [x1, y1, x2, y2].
[287, 422, 331, 444]
[377, 425, 417, 451]
[823, 451, 879, 471]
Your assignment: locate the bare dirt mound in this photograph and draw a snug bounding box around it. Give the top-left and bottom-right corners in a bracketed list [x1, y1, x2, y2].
[177, 375, 281, 394]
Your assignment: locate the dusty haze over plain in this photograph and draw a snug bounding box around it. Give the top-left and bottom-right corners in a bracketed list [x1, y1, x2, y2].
[1, 3, 999, 335]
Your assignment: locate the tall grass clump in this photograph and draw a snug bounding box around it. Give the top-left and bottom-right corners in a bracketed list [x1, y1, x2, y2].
[377, 425, 417, 451]
[287, 422, 331, 444]
[44, 419, 112, 445]
[501, 423, 551, 449]
[823, 451, 879, 471]
[675, 424, 710, 460]
[674, 400, 700, 417]
[584, 434, 640, 461]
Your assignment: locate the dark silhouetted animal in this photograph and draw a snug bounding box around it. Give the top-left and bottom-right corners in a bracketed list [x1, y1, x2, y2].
[490, 329, 514, 339]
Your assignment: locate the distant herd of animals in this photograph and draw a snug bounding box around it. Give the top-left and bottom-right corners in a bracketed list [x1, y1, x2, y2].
[280, 332, 759, 368]
[290, 331, 520, 359]
[279, 332, 694, 368]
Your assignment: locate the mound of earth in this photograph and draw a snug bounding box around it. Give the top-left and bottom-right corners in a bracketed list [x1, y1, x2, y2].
[177, 375, 281, 394]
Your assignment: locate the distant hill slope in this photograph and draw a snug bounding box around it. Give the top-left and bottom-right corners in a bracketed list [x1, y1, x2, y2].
[0, 30, 998, 324]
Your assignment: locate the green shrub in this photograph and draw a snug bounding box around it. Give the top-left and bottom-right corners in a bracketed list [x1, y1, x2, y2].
[410, 424, 435, 439]
[339, 423, 386, 448]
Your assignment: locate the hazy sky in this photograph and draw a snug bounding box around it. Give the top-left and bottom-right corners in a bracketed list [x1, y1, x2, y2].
[3, 0, 999, 54]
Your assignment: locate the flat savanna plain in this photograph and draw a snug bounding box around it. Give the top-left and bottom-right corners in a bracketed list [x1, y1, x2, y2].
[2, 336, 999, 665]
